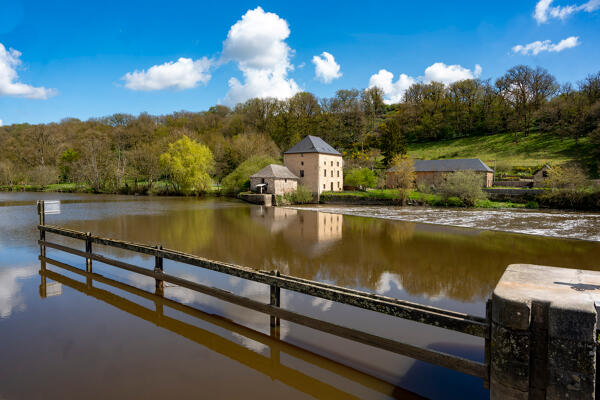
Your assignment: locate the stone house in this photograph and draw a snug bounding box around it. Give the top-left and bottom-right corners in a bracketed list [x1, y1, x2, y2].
[283, 135, 343, 195]
[249, 164, 299, 195]
[386, 158, 494, 188]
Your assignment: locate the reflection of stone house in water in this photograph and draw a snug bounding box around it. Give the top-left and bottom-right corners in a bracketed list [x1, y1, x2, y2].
[250, 206, 299, 233]
[250, 208, 343, 256]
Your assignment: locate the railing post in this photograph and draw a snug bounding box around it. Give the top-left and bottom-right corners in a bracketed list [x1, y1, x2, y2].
[490, 264, 599, 399]
[85, 232, 92, 272]
[270, 270, 281, 328]
[37, 200, 45, 257]
[155, 245, 164, 296]
[484, 298, 492, 390]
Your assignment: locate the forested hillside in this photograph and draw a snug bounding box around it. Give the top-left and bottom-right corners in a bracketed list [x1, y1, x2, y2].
[1, 65, 599, 193]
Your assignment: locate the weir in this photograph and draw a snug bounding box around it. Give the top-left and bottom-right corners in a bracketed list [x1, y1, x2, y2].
[35, 200, 600, 398]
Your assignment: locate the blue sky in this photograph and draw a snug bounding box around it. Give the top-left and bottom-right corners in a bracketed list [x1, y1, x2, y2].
[1, 0, 599, 125]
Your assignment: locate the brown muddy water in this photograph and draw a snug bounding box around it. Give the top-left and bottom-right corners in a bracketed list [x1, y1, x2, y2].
[1, 193, 600, 399]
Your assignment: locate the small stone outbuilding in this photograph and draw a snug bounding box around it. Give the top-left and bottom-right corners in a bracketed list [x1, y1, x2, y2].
[533, 164, 552, 188]
[250, 164, 299, 195]
[387, 158, 493, 188]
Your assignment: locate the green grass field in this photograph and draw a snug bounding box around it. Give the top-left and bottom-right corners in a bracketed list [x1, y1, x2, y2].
[406, 132, 590, 172]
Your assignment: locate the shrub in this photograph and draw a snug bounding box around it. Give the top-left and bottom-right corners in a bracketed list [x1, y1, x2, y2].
[544, 164, 588, 190]
[437, 170, 487, 207]
[525, 200, 539, 209]
[344, 168, 377, 190]
[537, 188, 600, 210]
[221, 155, 279, 195]
[28, 165, 59, 187]
[284, 185, 314, 204]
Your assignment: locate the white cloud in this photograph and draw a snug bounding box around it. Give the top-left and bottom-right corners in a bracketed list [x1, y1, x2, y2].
[122, 57, 212, 91]
[222, 7, 299, 106]
[533, 0, 600, 23]
[424, 62, 481, 85]
[368, 69, 415, 104]
[312, 51, 342, 83]
[0, 43, 56, 99]
[0, 119, 3, 126]
[0, 266, 37, 318]
[512, 36, 580, 55]
[369, 62, 480, 104]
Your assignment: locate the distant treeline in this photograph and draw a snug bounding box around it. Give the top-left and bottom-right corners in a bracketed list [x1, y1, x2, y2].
[1, 64, 599, 193]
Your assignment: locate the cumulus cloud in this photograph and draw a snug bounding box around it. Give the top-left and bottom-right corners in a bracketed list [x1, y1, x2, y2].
[533, 0, 600, 23]
[312, 51, 342, 83]
[368, 69, 415, 104]
[122, 57, 212, 91]
[424, 62, 481, 85]
[369, 62, 480, 104]
[0, 119, 3, 126]
[222, 7, 299, 106]
[0, 266, 37, 318]
[0, 43, 56, 99]
[512, 36, 580, 55]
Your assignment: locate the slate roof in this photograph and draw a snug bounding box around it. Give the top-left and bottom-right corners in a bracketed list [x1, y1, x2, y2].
[250, 164, 299, 179]
[387, 158, 492, 173]
[284, 135, 342, 156]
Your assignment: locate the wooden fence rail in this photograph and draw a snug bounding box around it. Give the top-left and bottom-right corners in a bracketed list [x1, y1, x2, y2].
[36, 202, 489, 382]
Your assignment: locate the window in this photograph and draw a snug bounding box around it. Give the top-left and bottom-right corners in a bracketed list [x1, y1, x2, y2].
[337, 161, 339, 167]
[337, 170, 339, 177]
[300, 170, 304, 177]
[284, 179, 287, 183]
[301, 161, 304, 166]
[324, 169, 327, 177]
[331, 161, 333, 166]
[324, 161, 326, 165]
[330, 182, 333, 190]
[331, 170, 333, 177]
[301, 153, 304, 157]
[323, 184, 326, 189]
[261, 178, 265, 183]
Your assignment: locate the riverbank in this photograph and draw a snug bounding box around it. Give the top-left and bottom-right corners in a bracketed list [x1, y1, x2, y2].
[320, 190, 536, 209]
[320, 188, 600, 211]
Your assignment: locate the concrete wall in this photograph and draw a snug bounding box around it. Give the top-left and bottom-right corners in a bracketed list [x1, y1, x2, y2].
[490, 264, 600, 399]
[494, 180, 534, 188]
[284, 153, 343, 195]
[250, 177, 297, 195]
[484, 188, 544, 202]
[238, 193, 272, 206]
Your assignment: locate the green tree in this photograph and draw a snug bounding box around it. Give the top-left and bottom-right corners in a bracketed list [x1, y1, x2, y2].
[160, 136, 214, 194]
[379, 119, 406, 166]
[344, 168, 377, 190]
[58, 148, 80, 182]
[387, 155, 416, 204]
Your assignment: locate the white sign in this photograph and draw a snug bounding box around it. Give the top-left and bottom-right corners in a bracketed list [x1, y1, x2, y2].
[44, 200, 61, 215]
[46, 282, 63, 297]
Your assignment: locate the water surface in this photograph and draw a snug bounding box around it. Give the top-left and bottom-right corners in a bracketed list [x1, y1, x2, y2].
[1, 193, 599, 399]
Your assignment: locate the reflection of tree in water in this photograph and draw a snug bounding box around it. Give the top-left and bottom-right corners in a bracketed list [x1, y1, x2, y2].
[63, 206, 215, 256]
[60, 199, 600, 304]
